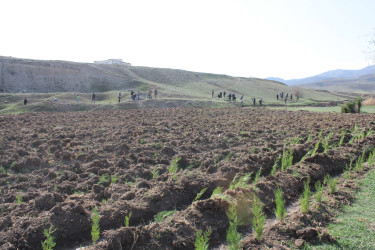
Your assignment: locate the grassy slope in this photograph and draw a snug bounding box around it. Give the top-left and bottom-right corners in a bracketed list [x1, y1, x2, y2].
[85, 64, 353, 104]
[0, 63, 356, 114]
[308, 169, 375, 249]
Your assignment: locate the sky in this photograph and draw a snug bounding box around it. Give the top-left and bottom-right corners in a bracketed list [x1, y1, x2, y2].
[1, 0, 374, 79]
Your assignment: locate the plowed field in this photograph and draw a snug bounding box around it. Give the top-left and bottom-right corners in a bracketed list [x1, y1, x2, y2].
[0, 107, 374, 249]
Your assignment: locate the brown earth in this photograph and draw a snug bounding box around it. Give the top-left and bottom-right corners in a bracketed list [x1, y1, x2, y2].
[0, 107, 374, 249]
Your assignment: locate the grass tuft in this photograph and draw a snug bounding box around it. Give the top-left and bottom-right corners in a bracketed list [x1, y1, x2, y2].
[91, 206, 100, 245]
[154, 209, 177, 223]
[314, 180, 324, 203]
[281, 146, 293, 171]
[271, 156, 280, 176]
[229, 173, 252, 190]
[194, 187, 208, 202]
[124, 211, 132, 227]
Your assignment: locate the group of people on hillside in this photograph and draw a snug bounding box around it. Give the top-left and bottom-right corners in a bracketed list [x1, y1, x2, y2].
[212, 90, 263, 106]
[22, 89, 159, 106]
[215, 90, 238, 101]
[21, 88, 299, 107]
[73, 89, 159, 104]
[117, 89, 157, 102]
[276, 92, 293, 103]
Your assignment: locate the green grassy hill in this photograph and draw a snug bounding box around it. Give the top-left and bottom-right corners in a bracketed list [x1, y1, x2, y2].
[0, 56, 356, 114]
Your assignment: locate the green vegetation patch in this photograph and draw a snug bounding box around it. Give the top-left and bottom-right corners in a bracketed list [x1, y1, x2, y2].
[310, 170, 375, 249]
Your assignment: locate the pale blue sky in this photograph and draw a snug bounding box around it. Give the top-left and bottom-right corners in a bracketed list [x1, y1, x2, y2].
[0, 0, 374, 79]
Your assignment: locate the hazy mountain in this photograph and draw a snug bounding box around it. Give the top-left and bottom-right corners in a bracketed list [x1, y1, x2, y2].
[266, 65, 375, 86]
[298, 74, 375, 94]
[265, 77, 287, 84]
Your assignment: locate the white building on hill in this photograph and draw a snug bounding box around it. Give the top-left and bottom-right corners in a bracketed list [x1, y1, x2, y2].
[94, 59, 131, 66]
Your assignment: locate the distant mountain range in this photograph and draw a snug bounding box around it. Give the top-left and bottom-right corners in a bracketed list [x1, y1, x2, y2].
[298, 74, 375, 93]
[266, 65, 375, 86]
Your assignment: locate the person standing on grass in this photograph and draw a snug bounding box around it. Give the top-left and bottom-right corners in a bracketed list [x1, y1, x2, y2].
[76, 93, 79, 103]
[253, 97, 256, 106]
[154, 89, 158, 99]
[91, 92, 96, 104]
[23, 97, 28, 105]
[224, 91, 226, 99]
[138, 91, 140, 101]
[277, 94, 279, 100]
[212, 90, 214, 98]
[259, 99, 263, 106]
[118, 92, 121, 103]
[240, 96, 243, 106]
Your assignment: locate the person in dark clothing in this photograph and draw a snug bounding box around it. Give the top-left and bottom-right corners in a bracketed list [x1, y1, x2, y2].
[259, 99, 263, 106]
[285, 93, 288, 100]
[224, 91, 226, 98]
[212, 90, 214, 98]
[240, 96, 243, 105]
[232, 94, 236, 101]
[228, 93, 232, 101]
[285, 96, 287, 104]
[154, 89, 158, 99]
[253, 97, 256, 106]
[23, 97, 28, 105]
[277, 94, 279, 100]
[118, 92, 121, 103]
[290, 94, 293, 100]
[219, 92, 222, 99]
[91, 92, 96, 104]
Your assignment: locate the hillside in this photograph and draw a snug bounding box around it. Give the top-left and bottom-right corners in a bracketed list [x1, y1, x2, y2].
[0, 56, 354, 114]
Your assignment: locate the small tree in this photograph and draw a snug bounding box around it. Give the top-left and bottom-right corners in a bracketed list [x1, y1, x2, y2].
[356, 97, 362, 113]
[252, 195, 266, 240]
[274, 187, 286, 222]
[341, 97, 362, 113]
[294, 87, 303, 101]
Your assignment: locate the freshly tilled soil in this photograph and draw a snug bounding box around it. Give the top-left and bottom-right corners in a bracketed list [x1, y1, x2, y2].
[0, 107, 374, 249]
